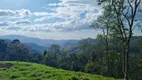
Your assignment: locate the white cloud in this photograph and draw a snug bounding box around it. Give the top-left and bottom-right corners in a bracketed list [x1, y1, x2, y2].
[34, 12, 54, 16]
[33, 0, 103, 31]
[48, 3, 58, 6]
[48, 3, 63, 7]
[0, 29, 100, 40]
[0, 22, 11, 26]
[37, 0, 102, 21]
[24, 19, 92, 32]
[0, 0, 102, 33]
[34, 16, 52, 22]
[15, 20, 31, 25]
[0, 20, 31, 28]
[60, 0, 98, 5]
[0, 9, 31, 18]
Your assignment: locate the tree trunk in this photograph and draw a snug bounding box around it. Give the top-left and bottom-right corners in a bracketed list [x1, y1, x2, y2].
[125, 45, 129, 80]
[105, 35, 110, 76]
[123, 44, 126, 78]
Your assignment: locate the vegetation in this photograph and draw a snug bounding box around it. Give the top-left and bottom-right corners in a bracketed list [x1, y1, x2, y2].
[0, 0, 141, 80]
[0, 36, 142, 80]
[0, 61, 119, 80]
[92, 0, 142, 80]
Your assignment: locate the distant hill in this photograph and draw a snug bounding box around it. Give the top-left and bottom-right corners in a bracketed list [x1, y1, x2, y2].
[0, 38, 46, 54]
[0, 35, 97, 54]
[63, 38, 96, 54]
[0, 61, 119, 80]
[25, 43, 46, 54]
[0, 35, 78, 48]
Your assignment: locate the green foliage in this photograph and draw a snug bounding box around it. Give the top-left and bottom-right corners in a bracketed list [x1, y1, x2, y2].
[0, 61, 119, 80]
[84, 61, 95, 73]
[0, 40, 7, 60]
[6, 39, 29, 61]
[129, 54, 142, 80]
[0, 37, 142, 80]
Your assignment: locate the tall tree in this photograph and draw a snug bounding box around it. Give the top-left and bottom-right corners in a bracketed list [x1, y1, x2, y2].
[91, 4, 115, 75]
[96, 0, 142, 79]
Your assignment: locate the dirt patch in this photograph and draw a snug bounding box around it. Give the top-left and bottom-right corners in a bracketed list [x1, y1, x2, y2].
[80, 78, 89, 80]
[0, 63, 13, 68]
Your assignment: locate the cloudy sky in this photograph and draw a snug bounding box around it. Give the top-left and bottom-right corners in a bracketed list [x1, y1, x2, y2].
[0, 0, 104, 40]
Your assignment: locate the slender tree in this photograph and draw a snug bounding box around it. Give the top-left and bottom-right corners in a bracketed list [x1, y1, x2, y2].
[91, 3, 116, 76]
[96, 0, 142, 79]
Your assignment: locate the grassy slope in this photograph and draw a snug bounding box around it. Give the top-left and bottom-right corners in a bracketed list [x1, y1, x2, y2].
[0, 61, 121, 80]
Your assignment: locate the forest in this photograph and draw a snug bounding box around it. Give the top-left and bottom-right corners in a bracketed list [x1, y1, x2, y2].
[0, 36, 142, 80]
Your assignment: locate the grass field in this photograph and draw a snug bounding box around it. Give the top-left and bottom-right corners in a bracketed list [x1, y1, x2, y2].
[0, 61, 121, 80]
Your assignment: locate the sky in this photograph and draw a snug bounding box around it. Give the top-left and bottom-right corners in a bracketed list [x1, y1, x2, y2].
[0, 0, 141, 40]
[0, 0, 104, 40]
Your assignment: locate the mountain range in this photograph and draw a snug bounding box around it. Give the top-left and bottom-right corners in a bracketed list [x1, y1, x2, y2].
[0, 35, 79, 47]
[0, 35, 96, 54]
[0, 35, 79, 53]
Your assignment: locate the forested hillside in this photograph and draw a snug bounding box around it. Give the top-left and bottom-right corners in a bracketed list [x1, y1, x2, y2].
[0, 36, 142, 80]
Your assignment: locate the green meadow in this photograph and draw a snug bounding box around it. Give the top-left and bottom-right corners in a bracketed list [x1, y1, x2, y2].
[0, 61, 121, 80]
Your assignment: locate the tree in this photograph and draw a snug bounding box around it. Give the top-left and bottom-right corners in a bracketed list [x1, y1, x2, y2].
[138, 36, 142, 53]
[78, 39, 92, 59]
[6, 39, 29, 61]
[95, 0, 142, 79]
[0, 39, 7, 53]
[48, 44, 61, 54]
[91, 4, 115, 75]
[27, 53, 42, 63]
[42, 44, 61, 67]
[0, 39, 7, 60]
